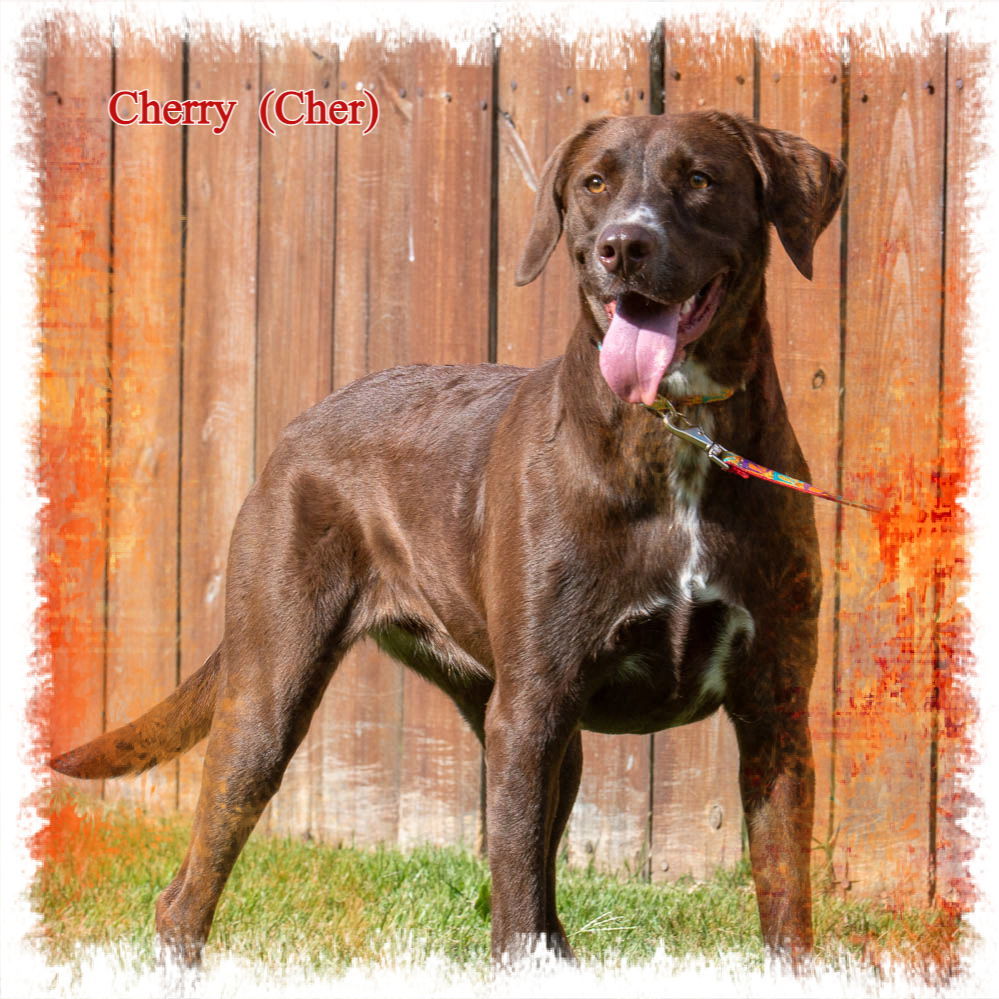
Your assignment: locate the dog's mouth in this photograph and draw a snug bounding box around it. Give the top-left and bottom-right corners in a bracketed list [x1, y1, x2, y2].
[599, 274, 726, 405]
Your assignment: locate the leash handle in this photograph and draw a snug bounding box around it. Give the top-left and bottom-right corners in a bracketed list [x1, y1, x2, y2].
[649, 399, 879, 513]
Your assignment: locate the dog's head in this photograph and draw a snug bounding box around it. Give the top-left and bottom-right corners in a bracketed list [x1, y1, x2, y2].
[516, 112, 845, 404]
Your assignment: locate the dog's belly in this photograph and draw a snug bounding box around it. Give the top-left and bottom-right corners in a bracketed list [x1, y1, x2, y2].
[580, 592, 755, 735]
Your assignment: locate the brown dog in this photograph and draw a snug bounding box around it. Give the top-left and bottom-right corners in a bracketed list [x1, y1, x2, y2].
[53, 111, 844, 968]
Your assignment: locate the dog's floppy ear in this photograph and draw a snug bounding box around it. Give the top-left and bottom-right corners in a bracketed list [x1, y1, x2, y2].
[515, 118, 610, 287]
[734, 117, 846, 281]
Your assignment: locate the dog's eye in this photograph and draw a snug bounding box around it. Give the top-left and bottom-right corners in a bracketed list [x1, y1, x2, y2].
[689, 172, 712, 190]
[585, 175, 607, 194]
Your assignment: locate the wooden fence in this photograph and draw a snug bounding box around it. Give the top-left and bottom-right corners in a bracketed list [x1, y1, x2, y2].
[36, 13, 981, 908]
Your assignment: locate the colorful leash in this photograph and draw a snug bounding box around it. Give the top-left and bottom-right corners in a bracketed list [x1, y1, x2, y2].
[647, 395, 878, 513]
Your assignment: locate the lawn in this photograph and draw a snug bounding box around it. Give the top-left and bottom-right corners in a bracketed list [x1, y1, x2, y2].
[29, 791, 966, 985]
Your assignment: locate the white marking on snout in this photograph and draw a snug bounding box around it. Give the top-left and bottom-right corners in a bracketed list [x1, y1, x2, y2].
[615, 204, 666, 236]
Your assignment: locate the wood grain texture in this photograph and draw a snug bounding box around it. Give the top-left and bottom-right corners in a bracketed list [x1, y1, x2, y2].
[310, 644, 404, 847]
[565, 732, 651, 876]
[391, 39, 492, 850]
[756, 32, 844, 884]
[253, 40, 339, 842]
[177, 30, 260, 812]
[650, 23, 752, 883]
[653, 717, 746, 880]
[663, 21, 755, 115]
[934, 33, 982, 912]
[496, 30, 653, 874]
[104, 25, 184, 812]
[835, 32, 946, 905]
[39, 17, 112, 771]
[321, 36, 493, 849]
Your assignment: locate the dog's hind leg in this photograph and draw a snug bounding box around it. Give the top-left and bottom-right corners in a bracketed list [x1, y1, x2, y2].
[154, 481, 365, 966]
[155, 635, 354, 964]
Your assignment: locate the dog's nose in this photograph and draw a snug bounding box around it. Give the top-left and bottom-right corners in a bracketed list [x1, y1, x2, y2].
[597, 223, 658, 277]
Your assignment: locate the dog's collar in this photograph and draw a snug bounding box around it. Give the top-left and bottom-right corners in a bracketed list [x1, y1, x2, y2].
[650, 397, 878, 512]
[649, 388, 735, 408]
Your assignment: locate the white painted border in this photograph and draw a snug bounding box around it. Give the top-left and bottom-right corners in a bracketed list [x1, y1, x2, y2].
[2, 2, 996, 995]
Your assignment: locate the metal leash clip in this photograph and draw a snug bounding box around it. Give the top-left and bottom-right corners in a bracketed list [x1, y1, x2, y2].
[644, 399, 735, 472]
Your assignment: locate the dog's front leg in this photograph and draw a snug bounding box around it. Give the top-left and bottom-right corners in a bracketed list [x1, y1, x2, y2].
[483, 678, 581, 965]
[545, 730, 582, 959]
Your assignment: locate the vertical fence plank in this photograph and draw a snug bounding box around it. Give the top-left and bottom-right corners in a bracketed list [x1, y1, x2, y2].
[320, 36, 493, 850]
[835, 31, 946, 905]
[757, 32, 844, 885]
[496, 31, 653, 874]
[177, 29, 260, 812]
[649, 21, 752, 883]
[312, 38, 406, 848]
[663, 21, 755, 114]
[934, 32, 982, 913]
[382, 40, 492, 850]
[104, 25, 184, 812]
[39, 17, 111, 773]
[254, 40, 339, 841]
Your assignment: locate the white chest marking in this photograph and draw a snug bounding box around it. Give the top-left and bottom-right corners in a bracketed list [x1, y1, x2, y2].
[662, 357, 738, 404]
[609, 373, 755, 690]
[671, 446, 754, 699]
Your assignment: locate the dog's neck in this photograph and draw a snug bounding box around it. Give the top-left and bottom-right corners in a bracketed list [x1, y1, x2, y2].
[551, 289, 789, 510]
[560, 278, 777, 439]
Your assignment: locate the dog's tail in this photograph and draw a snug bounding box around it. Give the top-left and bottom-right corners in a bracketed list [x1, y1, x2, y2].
[50, 648, 222, 780]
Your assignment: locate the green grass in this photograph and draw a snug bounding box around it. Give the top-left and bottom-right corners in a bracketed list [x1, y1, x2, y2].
[31, 792, 966, 980]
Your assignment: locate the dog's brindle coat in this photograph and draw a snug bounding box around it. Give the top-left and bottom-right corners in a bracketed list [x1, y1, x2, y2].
[53, 111, 845, 967]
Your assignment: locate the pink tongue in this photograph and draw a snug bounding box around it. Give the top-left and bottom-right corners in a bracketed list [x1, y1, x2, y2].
[599, 297, 681, 405]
